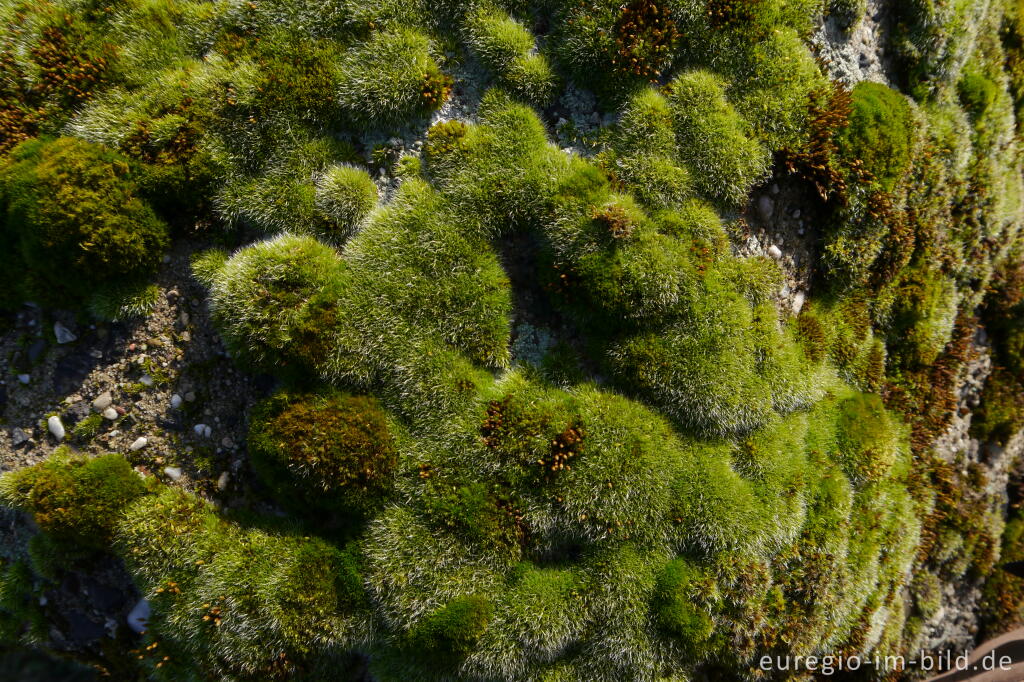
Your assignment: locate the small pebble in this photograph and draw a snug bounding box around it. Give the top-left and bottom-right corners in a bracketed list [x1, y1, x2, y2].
[89, 350, 103, 359]
[53, 321, 77, 344]
[767, 245, 783, 260]
[139, 374, 154, 387]
[47, 416, 65, 441]
[11, 428, 29, 446]
[792, 291, 806, 315]
[127, 599, 150, 634]
[163, 466, 183, 481]
[185, 391, 196, 402]
[129, 437, 148, 451]
[102, 407, 118, 420]
[194, 423, 212, 438]
[92, 391, 113, 411]
[17, 374, 30, 385]
[217, 471, 230, 491]
[170, 394, 183, 409]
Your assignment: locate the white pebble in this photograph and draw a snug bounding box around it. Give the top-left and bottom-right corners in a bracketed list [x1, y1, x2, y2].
[792, 292, 806, 315]
[127, 599, 150, 634]
[170, 394, 182, 409]
[102, 407, 118, 420]
[217, 471, 230, 491]
[17, 374, 30, 385]
[53, 321, 77, 344]
[163, 466, 183, 481]
[129, 437, 148, 451]
[47, 416, 65, 441]
[194, 423, 212, 438]
[139, 375, 154, 387]
[92, 391, 113, 411]
[767, 245, 783, 260]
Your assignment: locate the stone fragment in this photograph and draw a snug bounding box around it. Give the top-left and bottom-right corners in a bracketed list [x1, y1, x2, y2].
[53, 321, 77, 344]
[47, 416, 65, 441]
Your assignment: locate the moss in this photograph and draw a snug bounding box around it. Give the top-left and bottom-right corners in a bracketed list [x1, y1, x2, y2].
[337, 28, 451, 129]
[610, 1, 680, 81]
[313, 164, 378, 244]
[198, 233, 343, 373]
[971, 367, 1024, 446]
[0, 137, 169, 310]
[910, 570, 941, 618]
[665, 70, 770, 206]
[885, 265, 959, 367]
[835, 393, 905, 485]
[836, 82, 914, 192]
[248, 392, 398, 518]
[422, 479, 522, 551]
[0, 559, 44, 645]
[958, 71, 1000, 120]
[70, 413, 104, 443]
[464, 7, 559, 106]
[115, 486, 366, 679]
[0, 452, 146, 552]
[652, 559, 714, 646]
[829, 0, 867, 28]
[408, 595, 493, 664]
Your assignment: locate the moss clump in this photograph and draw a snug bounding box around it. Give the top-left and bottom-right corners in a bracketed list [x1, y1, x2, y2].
[611, 1, 680, 81]
[0, 452, 146, 552]
[829, 0, 868, 28]
[313, 164, 378, 243]
[196, 233, 343, 373]
[666, 71, 769, 206]
[835, 393, 904, 485]
[422, 479, 522, 551]
[836, 82, 914, 191]
[0, 137, 169, 310]
[248, 392, 398, 518]
[464, 7, 558, 106]
[652, 559, 714, 646]
[70, 413, 104, 443]
[116, 487, 365, 680]
[337, 28, 451, 129]
[408, 595, 493, 664]
[958, 71, 1000, 120]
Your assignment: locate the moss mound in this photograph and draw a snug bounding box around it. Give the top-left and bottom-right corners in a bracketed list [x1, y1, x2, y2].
[0, 137, 169, 310]
[248, 392, 398, 517]
[0, 452, 146, 551]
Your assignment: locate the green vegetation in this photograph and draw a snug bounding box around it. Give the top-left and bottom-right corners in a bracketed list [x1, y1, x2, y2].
[1, 1, 1024, 680]
[836, 81, 915, 192]
[666, 70, 770, 206]
[314, 164, 378, 243]
[337, 28, 451, 129]
[464, 7, 558, 106]
[0, 452, 146, 553]
[0, 137, 169, 310]
[248, 392, 398, 518]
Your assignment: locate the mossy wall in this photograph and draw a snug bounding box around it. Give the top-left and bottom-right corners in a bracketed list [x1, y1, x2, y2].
[1, 0, 1023, 680]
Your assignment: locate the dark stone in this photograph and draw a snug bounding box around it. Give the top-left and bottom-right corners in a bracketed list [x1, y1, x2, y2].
[53, 352, 94, 394]
[82, 578, 124, 613]
[27, 338, 47, 364]
[64, 611, 105, 645]
[66, 401, 90, 423]
[155, 418, 182, 432]
[0, 383, 6, 408]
